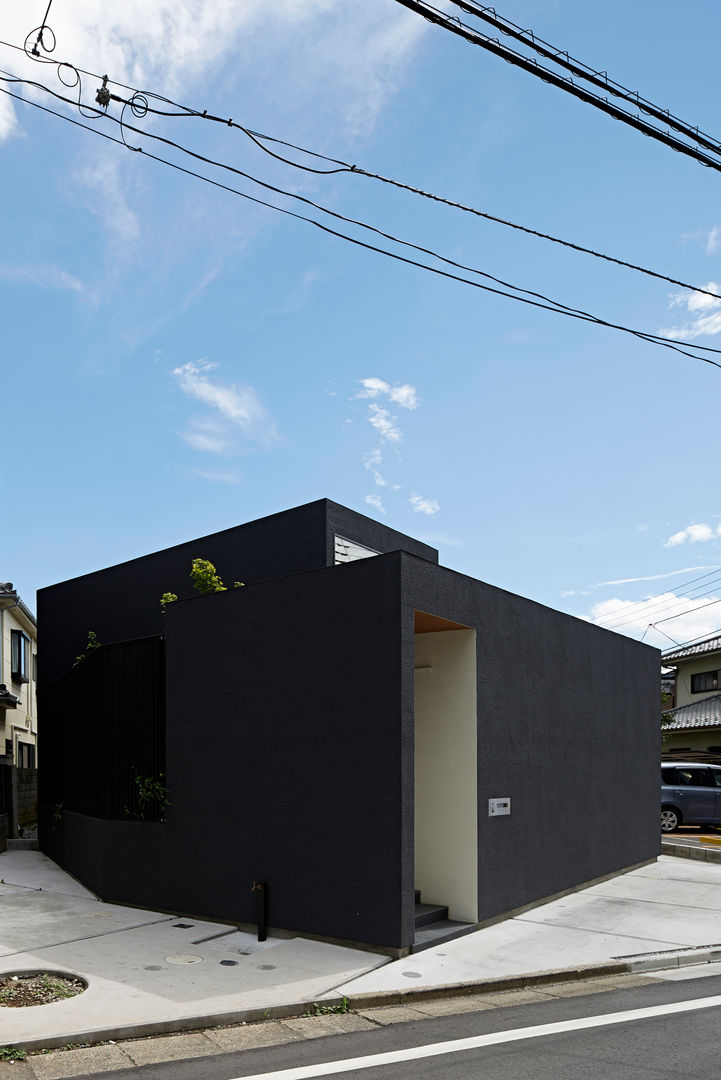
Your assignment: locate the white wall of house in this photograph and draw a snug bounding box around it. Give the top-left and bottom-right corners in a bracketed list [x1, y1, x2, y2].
[673, 652, 721, 709]
[0, 598, 38, 767]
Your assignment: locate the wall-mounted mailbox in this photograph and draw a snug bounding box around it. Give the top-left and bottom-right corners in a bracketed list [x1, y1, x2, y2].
[488, 797, 511, 817]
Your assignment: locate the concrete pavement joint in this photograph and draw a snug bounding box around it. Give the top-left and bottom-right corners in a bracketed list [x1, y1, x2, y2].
[0, 917, 176, 960]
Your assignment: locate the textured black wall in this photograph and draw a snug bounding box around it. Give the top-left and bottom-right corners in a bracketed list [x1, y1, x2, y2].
[45, 555, 410, 949]
[37, 500, 436, 689]
[38, 520, 659, 951]
[400, 553, 660, 924]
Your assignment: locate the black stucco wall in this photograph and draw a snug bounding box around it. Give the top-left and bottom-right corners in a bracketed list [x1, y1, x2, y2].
[37, 500, 436, 689]
[46, 556, 410, 949]
[38, 515, 659, 951]
[399, 553, 660, 924]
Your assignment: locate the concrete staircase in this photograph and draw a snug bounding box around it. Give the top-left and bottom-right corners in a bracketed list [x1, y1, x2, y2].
[413, 888, 474, 952]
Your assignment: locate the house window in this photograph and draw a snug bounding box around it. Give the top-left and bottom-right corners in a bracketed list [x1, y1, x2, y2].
[17, 743, 35, 769]
[10, 630, 29, 683]
[691, 670, 719, 693]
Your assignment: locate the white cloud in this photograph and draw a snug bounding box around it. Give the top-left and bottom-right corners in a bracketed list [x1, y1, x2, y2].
[598, 565, 718, 586]
[368, 404, 402, 443]
[409, 493, 439, 516]
[661, 283, 721, 339]
[364, 448, 383, 469]
[586, 592, 721, 649]
[172, 359, 277, 455]
[0, 263, 86, 294]
[664, 523, 721, 548]
[356, 378, 420, 409]
[365, 493, 385, 515]
[0, 1, 428, 143]
[681, 227, 721, 255]
[191, 467, 241, 484]
[172, 360, 277, 444]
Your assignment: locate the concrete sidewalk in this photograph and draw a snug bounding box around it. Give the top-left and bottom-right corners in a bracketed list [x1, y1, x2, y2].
[2, 850, 721, 1053]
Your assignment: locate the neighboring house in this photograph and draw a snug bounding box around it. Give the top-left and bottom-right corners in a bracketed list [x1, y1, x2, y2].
[0, 583, 37, 768]
[38, 499, 660, 955]
[661, 635, 721, 758]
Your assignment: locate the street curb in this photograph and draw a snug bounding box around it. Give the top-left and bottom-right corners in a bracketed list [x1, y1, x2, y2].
[0, 961, 645, 1053]
[9, 948, 721, 1053]
[662, 840, 721, 863]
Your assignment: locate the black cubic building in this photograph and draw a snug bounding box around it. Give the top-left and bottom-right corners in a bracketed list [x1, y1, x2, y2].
[38, 499, 660, 954]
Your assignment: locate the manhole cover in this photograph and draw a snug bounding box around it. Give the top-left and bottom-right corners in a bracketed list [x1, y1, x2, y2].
[173, 923, 194, 929]
[0, 971, 87, 1007]
[165, 954, 203, 965]
[257, 964, 276, 970]
[402, 971, 422, 979]
[144, 965, 163, 971]
[219, 960, 238, 967]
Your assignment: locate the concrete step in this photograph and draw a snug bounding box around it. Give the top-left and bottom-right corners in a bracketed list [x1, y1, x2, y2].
[7, 838, 39, 850]
[414, 901, 449, 929]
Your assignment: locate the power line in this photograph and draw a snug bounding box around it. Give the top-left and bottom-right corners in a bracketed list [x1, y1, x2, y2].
[3, 74, 721, 370]
[661, 627, 721, 657]
[5, 75, 721, 371]
[593, 566, 721, 627]
[4, 37, 721, 308]
[444, 0, 721, 163]
[653, 595, 721, 628]
[389, 0, 721, 177]
[595, 568, 721, 629]
[599, 577, 721, 631]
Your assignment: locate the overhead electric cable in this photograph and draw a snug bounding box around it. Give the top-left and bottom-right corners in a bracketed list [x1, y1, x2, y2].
[2, 38, 720, 307]
[661, 627, 721, 655]
[652, 595, 721, 628]
[3, 79, 721, 371]
[389, 0, 721, 176]
[598, 576, 721, 630]
[593, 567, 721, 628]
[593, 566, 721, 626]
[444, 0, 721, 162]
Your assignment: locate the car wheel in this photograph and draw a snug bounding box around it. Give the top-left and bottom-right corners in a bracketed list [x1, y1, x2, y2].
[661, 807, 680, 832]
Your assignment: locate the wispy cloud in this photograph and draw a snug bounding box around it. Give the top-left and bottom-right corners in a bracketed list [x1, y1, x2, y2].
[191, 467, 242, 484]
[661, 283, 721, 339]
[356, 377, 420, 409]
[664, 523, 721, 548]
[0, 263, 87, 295]
[365, 493, 386, 514]
[368, 404, 402, 443]
[354, 375, 438, 520]
[598, 565, 718, 586]
[681, 226, 721, 255]
[409, 493, 440, 516]
[172, 359, 277, 454]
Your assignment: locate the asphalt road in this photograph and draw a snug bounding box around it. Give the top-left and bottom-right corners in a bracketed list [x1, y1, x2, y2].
[66, 971, 721, 1080]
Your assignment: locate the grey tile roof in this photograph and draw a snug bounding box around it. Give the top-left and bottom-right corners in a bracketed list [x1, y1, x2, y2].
[664, 693, 721, 731]
[662, 634, 721, 665]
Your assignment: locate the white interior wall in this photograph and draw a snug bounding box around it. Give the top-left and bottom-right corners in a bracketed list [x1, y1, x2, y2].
[414, 628, 478, 923]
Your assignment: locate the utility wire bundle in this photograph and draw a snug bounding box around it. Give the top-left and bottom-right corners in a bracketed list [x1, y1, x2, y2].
[1, 13, 720, 370]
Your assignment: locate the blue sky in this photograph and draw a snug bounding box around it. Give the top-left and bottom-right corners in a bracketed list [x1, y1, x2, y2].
[3, 0, 721, 650]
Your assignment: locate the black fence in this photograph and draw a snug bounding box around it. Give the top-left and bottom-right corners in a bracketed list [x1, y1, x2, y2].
[41, 636, 166, 822]
[0, 766, 10, 816]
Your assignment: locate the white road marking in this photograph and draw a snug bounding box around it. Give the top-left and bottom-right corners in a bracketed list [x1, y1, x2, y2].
[231, 992, 721, 1080]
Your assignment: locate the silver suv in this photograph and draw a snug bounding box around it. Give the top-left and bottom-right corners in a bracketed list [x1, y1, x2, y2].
[661, 762, 721, 832]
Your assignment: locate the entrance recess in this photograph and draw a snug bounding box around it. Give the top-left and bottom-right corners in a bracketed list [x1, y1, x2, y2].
[414, 612, 478, 925]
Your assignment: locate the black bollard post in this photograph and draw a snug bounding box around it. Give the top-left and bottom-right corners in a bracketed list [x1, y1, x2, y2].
[252, 881, 267, 942]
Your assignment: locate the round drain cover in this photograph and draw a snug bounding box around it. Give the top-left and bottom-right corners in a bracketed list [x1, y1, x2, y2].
[402, 971, 422, 978]
[165, 954, 203, 965]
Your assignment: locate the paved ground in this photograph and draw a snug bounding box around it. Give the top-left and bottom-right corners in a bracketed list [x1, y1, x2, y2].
[3, 846, 721, 1062]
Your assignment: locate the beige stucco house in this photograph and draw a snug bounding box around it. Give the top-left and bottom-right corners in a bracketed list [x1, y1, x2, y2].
[0, 583, 37, 767]
[662, 634, 721, 757]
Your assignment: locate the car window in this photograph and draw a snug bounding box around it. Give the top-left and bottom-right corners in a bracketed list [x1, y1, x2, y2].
[676, 767, 713, 787]
[712, 771, 721, 788]
[661, 768, 675, 784]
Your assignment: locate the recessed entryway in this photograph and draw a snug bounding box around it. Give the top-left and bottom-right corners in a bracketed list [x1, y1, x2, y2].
[414, 613, 478, 929]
